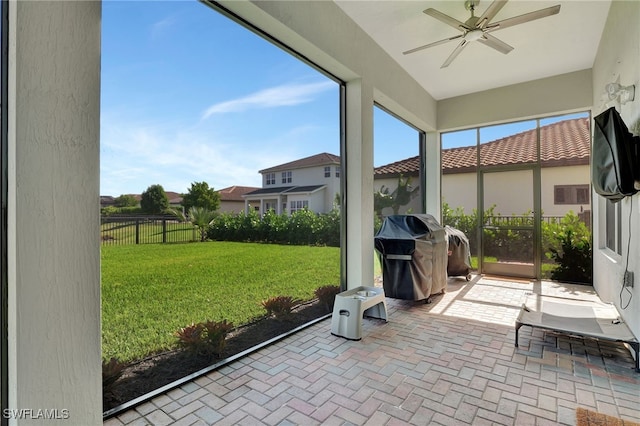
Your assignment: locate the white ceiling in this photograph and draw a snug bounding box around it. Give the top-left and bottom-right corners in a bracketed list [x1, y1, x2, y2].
[335, 0, 611, 100]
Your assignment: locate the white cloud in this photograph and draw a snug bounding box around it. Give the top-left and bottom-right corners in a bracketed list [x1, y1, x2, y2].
[201, 81, 335, 119]
[150, 16, 176, 39]
[100, 117, 304, 196]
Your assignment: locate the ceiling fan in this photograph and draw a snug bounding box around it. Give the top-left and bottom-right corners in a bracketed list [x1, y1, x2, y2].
[403, 0, 561, 68]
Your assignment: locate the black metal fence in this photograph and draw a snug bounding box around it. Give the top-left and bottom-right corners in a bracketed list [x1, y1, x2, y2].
[101, 216, 197, 245]
[485, 212, 591, 230]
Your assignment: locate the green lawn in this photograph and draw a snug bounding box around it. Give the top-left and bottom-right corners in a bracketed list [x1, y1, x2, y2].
[101, 242, 340, 362]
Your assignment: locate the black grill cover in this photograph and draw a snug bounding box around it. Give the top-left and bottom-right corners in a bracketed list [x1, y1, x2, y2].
[592, 107, 640, 202]
[374, 214, 447, 301]
[444, 225, 472, 277]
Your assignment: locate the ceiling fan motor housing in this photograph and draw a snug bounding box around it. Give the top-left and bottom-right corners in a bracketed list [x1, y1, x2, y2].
[464, 0, 480, 12]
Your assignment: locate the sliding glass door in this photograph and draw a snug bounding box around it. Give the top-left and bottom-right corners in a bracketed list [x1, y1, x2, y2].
[480, 167, 538, 278]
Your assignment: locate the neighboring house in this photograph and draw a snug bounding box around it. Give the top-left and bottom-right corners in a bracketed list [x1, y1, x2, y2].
[165, 191, 184, 209]
[374, 118, 591, 218]
[218, 185, 260, 213]
[100, 195, 116, 209]
[244, 152, 341, 215]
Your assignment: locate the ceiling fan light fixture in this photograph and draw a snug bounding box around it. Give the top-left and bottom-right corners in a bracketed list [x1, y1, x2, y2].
[465, 29, 485, 42]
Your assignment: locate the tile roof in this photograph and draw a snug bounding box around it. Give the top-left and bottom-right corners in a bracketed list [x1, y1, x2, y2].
[165, 191, 183, 204]
[217, 185, 260, 202]
[244, 186, 296, 196]
[375, 118, 590, 177]
[283, 185, 325, 194]
[259, 152, 340, 173]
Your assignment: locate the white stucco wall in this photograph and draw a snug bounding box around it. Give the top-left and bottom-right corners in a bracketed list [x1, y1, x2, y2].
[540, 165, 591, 217]
[219, 200, 245, 214]
[8, 1, 102, 424]
[441, 165, 590, 218]
[442, 172, 478, 215]
[591, 0, 640, 339]
[265, 165, 338, 188]
[438, 69, 594, 131]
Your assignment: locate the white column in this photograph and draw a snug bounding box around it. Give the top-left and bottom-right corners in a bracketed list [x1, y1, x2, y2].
[424, 131, 442, 221]
[345, 79, 375, 290]
[8, 1, 102, 423]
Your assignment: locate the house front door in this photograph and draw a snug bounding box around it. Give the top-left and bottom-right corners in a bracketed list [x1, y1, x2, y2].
[479, 167, 539, 279]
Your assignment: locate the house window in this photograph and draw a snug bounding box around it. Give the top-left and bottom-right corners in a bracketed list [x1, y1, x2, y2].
[290, 200, 308, 214]
[554, 185, 590, 204]
[324, 166, 331, 178]
[265, 173, 275, 185]
[605, 199, 622, 254]
[282, 171, 292, 184]
[335, 166, 340, 178]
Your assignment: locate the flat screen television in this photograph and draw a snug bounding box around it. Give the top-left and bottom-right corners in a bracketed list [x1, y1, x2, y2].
[591, 107, 640, 202]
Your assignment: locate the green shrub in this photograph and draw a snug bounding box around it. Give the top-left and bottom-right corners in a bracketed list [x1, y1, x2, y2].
[175, 323, 205, 352]
[102, 357, 125, 393]
[201, 320, 234, 355]
[175, 319, 234, 357]
[261, 296, 300, 320]
[100, 206, 145, 216]
[314, 285, 341, 311]
[207, 208, 340, 247]
[287, 209, 319, 245]
[548, 229, 592, 284]
[542, 211, 591, 261]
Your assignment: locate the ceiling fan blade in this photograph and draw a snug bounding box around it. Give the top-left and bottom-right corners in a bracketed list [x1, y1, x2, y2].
[486, 5, 561, 32]
[477, 33, 514, 54]
[424, 8, 471, 31]
[476, 0, 508, 29]
[403, 34, 464, 55]
[441, 40, 468, 68]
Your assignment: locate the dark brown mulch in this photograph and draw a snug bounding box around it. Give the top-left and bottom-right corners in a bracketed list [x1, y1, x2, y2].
[103, 301, 332, 413]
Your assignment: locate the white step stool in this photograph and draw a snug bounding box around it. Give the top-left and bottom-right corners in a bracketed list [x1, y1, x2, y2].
[331, 286, 387, 340]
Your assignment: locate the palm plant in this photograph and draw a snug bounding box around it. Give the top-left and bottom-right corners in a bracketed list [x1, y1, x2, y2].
[188, 207, 217, 241]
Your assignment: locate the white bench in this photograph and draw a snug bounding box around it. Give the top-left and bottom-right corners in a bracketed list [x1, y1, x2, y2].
[516, 294, 639, 373]
[331, 286, 387, 340]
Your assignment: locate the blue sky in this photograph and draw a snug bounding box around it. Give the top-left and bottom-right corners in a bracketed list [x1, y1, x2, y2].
[100, 1, 418, 196]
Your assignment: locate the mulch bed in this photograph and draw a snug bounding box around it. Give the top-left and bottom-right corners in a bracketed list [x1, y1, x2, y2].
[103, 301, 332, 413]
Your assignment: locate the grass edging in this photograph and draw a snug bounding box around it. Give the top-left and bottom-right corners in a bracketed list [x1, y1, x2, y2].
[102, 313, 332, 420]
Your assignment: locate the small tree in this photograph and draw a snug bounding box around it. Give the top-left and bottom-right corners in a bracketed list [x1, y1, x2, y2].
[140, 184, 169, 214]
[181, 181, 220, 212]
[114, 194, 138, 208]
[188, 207, 217, 242]
[374, 175, 419, 218]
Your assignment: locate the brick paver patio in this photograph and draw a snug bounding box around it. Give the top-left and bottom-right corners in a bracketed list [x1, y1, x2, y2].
[105, 276, 640, 425]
